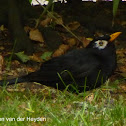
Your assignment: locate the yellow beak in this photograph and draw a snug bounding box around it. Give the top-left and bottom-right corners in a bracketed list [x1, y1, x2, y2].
[109, 32, 121, 42]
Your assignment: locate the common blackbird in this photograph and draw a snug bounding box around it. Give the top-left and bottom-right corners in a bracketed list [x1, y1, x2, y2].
[0, 32, 121, 92]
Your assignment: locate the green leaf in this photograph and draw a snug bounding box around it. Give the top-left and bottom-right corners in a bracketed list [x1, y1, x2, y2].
[113, 0, 120, 17]
[29, 0, 32, 4]
[40, 51, 52, 61]
[15, 52, 30, 63]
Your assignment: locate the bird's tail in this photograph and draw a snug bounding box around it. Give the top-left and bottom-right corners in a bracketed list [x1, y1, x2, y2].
[0, 76, 29, 86]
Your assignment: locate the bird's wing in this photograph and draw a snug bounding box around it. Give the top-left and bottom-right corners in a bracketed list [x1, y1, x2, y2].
[61, 50, 100, 79]
[36, 49, 100, 81]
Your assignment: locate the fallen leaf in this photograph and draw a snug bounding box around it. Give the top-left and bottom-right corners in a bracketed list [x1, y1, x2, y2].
[29, 29, 44, 42]
[27, 67, 36, 73]
[40, 51, 53, 61]
[52, 44, 70, 57]
[81, 37, 91, 47]
[66, 38, 77, 47]
[40, 17, 52, 27]
[29, 54, 42, 62]
[15, 52, 30, 63]
[67, 21, 80, 31]
[24, 26, 32, 33]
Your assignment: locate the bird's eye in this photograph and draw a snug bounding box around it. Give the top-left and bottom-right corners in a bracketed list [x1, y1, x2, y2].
[99, 41, 104, 46]
[94, 40, 108, 50]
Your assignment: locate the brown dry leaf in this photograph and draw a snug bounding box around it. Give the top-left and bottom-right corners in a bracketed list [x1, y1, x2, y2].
[29, 54, 42, 62]
[24, 26, 32, 33]
[52, 44, 70, 57]
[40, 17, 52, 27]
[66, 38, 77, 47]
[27, 67, 37, 73]
[29, 29, 44, 42]
[81, 37, 92, 47]
[67, 21, 80, 31]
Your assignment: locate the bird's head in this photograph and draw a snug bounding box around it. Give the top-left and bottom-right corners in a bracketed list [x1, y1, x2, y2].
[87, 32, 121, 50]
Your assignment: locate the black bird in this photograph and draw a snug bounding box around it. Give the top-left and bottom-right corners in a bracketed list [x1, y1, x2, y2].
[0, 32, 121, 92]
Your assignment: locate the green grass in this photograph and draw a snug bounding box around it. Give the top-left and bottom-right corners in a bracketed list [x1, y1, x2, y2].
[0, 81, 126, 126]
